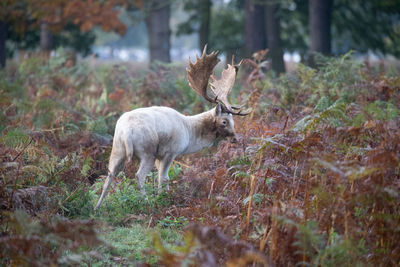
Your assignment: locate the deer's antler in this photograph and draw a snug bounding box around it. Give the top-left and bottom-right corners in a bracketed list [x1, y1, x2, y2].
[187, 45, 220, 103]
[210, 59, 251, 116]
[187, 45, 251, 116]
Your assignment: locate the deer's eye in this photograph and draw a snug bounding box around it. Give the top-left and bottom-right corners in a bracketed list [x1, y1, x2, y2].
[222, 120, 227, 126]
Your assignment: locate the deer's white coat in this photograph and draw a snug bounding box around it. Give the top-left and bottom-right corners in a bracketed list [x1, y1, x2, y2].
[95, 105, 236, 209]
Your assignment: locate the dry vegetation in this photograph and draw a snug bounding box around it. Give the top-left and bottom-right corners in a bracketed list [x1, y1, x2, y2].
[1, 50, 399, 266]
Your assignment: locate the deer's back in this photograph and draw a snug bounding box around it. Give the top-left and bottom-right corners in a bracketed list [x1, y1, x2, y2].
[115, 106, 190, 158]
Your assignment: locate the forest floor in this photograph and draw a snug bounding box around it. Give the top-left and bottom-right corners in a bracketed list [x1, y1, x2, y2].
[1, 50, 399, 266]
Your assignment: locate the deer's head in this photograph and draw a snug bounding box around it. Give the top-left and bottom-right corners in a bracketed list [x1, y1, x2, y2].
[186, 45, 251, 143]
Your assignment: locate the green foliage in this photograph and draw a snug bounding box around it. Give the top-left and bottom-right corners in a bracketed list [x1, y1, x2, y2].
[274, 52, 364, 110]
[158, 216, 188, 229]
[6, 22, 95, 57]
[53, 23, 96, 56]
[176, 0, 210, 35]
[284, 219, 367, 267]
[33, 98, 59, 128]
[0, 76, 25, 99]
[18, 56, 48, 79]
[168, 163, 183, 180]
[1, 128, 31, 148]
[228, 155, 251, 167]
[364, 100, 400, 121]
[332, 0, 400, 57]
[93, 177, 173, 225]
[1, 51, 399, 267]
[86, 225, 182, 266]
[292, 100, 348, 133]
[95, 225, 153, 264]
[243, 193, 271, 206]
[257, 134, 290, 153]
[176, 77, 203, 111]
[177, 0, 244, 55]
[86, 116, 109, 135]
[277, 0, 400, 57]
[81, 156, 94, 177]
[280, 0, 309, 55]
[62, 185, 95, 219]
[209, 3, 244, 55]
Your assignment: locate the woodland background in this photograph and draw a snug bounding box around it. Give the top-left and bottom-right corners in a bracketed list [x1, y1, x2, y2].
[1, 0, 399, 266]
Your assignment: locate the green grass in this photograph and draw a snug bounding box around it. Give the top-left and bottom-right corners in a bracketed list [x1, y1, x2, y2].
[89, 166, 181, 225]
[87, 224, 182, 266]
[75, 166, 185, 265]
[56, 163, 186, 266]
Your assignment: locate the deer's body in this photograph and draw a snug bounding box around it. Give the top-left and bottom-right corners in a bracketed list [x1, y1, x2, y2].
[116, 106, 217, 157]
[95, 106, 236, 209]
[95, 45, 250, 210]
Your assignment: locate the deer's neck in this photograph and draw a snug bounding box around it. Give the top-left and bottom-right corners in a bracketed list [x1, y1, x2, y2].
[183, 108, 217, 154]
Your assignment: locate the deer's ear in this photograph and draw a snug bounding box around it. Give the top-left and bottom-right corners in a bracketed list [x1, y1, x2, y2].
[215, 103, 222, 116]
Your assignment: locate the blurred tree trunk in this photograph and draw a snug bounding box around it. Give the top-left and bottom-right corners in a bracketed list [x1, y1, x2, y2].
[309, 0, 333, 67]
[146, 0, 171, 63]
[245, 0, 266, 57]
[265, 1, 285, 74]
[199, 0, 211, 50]
[0, 20, 6, 69]
[40, 22, 53, 57]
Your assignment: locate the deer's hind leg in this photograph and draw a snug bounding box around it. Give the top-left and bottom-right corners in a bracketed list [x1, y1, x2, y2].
[95, 146, 126, 210]
[136, 155, 155, 197]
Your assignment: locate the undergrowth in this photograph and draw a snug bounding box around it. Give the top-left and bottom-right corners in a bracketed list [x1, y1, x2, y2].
[1, 51, 399, 266]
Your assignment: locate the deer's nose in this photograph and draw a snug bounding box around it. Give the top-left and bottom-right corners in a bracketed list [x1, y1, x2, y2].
[231, 135, 238, 143]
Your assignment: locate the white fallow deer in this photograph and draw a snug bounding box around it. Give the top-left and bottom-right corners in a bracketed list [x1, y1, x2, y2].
[95, 46, 251, 210]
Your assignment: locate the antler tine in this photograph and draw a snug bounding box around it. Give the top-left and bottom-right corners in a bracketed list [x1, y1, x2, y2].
[187, 46, 251, 116]
[186, 44, 220, 103]
[210, 58, 251, 116]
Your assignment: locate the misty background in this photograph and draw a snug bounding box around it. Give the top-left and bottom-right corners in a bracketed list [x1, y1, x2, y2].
[1, 0, 400, 72]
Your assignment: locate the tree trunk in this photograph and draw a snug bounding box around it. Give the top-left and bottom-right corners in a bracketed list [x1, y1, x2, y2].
[199, 0, 211, 51]
[245, 0, 266, 57]
[40, 22, 53, 59]
[146, 0, 171, 63]
[0, 20, 6, 69]
[309, 0, 333, 67]
[265, 2, 285, 74]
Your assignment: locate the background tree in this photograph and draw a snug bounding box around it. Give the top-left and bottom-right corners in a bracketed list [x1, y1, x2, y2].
[0, 20, 6, 68]
[0, 0, 131, 67]
[53, 24, 96, 56]
[244, 0, 266, 57]
[279, 0, 309, 62]
[332, 0, 400, 57]
[265, 0, 285, 73]
[309, 0, 334, 66]
[177, 0, 245, 59]
[209, 1, 244, 60]
[6, 22, 95, 59]
[0, 0, 27, 68]
[31, 0, 128, 52]
[146, 0, 171, 63]
[199, 0, 211, 51]
[176, 0, 212, 51]
[40, 22, 52, 54]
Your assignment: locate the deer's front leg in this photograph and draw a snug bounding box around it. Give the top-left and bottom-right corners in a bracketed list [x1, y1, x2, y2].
[157, 155, 175, 193]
